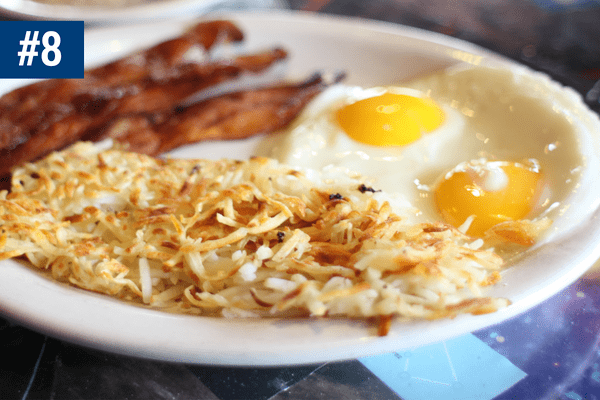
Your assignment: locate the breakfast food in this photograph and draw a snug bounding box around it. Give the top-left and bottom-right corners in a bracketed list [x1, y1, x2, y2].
[89, 72, 344, 156]
[0, 20, 244, 154]
[0, 20, 333, 182]
[268, 65, 583, 243]
[0, 142, 511, 335]
[0, 47, 290, 178]
[0, 17, 590, 341]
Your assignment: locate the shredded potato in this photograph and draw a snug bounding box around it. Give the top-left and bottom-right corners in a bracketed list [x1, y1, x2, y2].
[0, 141, 511, 335]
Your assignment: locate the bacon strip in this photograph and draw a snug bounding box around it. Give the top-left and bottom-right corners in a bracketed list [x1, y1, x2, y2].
[86, 19, 245, 80]
[0, 47, 288, 177]
[0, 20, 346, 191]
[0, 20, 244, 152]
[87, 72, 345, 156]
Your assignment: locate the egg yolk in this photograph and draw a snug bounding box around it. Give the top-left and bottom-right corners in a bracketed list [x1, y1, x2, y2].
[434, 161, 542, 237]
[335, 92, 445, 146]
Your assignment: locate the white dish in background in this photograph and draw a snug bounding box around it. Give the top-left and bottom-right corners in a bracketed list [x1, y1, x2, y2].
[0, 0, 281, 23]
[1, 12, 600, 366]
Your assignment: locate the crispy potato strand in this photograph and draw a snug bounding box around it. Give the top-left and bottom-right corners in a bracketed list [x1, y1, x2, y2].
[0, 143, 512, 334]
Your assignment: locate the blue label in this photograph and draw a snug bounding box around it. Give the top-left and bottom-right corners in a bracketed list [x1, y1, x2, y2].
[0, 21, 84, 79]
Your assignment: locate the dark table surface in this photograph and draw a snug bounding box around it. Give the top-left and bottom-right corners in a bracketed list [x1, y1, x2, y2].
[2, 1, 600, 399]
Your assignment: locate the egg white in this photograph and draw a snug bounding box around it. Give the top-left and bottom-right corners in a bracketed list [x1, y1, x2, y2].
[404, 65, 584, 226]
[268, 84, 466, 222]
[267, 65, 584, 231]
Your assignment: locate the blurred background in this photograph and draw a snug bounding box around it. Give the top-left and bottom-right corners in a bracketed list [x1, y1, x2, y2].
[291, 0, 600, 112]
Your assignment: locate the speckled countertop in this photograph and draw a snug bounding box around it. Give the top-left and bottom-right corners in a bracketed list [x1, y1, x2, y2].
[2, 1, 600, 399]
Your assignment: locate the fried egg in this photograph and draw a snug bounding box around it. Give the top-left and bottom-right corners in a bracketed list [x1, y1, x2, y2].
[433, 158, 546, 236]
[268, 85, 466, 222]
[268, 65, 583, 239]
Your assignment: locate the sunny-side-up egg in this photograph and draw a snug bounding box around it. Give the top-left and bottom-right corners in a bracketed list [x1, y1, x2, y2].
[266, 65, 583, 240]
[266, 85, 467, 224]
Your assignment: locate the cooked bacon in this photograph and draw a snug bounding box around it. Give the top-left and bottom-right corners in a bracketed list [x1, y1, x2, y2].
[0, 20, 244, 152]
[88, 72, 345, 156]
[0, 46, 288, 178]
[85, 19, 245, 80]
[0, 20, 343, 191]
[97, 47, 288, 116]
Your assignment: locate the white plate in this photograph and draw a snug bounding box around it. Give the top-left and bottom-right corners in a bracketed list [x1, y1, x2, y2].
[2, 12, 600, 366]
[0, 0, 280, 23]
